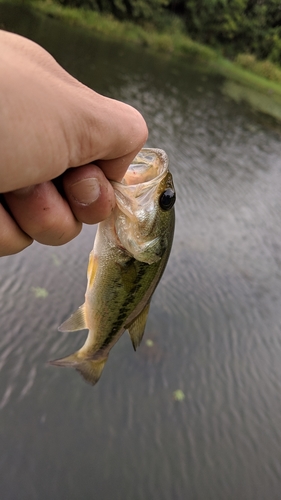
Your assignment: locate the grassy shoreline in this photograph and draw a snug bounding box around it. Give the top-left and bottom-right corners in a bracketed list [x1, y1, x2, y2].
[34, 2, 281, 92]
[30, 0, 217, 60]
[4, 0, 281, 118]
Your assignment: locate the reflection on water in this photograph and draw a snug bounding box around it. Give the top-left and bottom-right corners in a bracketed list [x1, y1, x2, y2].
[223, 80, 281, 122]
[1, 4, 281, 500]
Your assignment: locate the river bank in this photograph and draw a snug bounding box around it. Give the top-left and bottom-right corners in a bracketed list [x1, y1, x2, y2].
[2, 0, 281, 121]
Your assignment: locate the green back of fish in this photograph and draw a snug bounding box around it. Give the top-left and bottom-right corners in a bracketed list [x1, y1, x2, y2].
[89, 206, 175, 355]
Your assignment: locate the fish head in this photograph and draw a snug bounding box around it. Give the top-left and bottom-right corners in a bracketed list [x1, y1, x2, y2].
[112, 148, 176, 264]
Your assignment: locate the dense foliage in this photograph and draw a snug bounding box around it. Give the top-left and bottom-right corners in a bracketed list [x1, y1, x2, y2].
[58, 0, 169, 21]
[169, 0, 281, 63]
[57, 0, 281, 64]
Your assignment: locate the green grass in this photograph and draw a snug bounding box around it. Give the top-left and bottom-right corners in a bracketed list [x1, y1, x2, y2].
[236, 54, 281, 85]
[28, 0, 219, 62]
[213, 57, 281, 102]
[29, 1, 281, 94]
[3, 0, 281, 116]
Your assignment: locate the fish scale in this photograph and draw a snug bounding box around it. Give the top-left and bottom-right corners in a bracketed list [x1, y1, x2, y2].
[50, 148, 176, 385]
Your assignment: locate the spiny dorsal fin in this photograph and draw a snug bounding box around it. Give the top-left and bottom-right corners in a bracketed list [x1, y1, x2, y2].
[126, 303, 150, 351]
[58, 304, 86, 332]
[49, 352, 108, 386]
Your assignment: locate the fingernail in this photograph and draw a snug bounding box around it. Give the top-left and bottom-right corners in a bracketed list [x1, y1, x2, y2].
[69, 178, 101, 206]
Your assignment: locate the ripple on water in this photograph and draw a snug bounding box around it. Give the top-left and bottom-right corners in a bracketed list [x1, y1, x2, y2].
[1, 13, 281, 498]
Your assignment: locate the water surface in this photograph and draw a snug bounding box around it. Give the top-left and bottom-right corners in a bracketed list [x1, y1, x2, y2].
[1, 5, 281, 499]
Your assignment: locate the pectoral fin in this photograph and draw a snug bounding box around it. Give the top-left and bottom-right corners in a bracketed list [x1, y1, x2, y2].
[126, 303, 150, 351]
[58, 304, 86, 332]
[49, 352, 108, 386]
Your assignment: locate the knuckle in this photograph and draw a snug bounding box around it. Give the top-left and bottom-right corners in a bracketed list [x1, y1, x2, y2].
[127, 107, 148, 147]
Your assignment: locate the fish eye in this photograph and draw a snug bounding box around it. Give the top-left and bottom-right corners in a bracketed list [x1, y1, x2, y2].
[159, 188, 176, 211]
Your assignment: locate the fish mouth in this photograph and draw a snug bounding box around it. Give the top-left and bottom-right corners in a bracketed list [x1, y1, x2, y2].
[123, 148, 168, 187]
[111, 148, 169, 220]
[112, 148, 169, 193]
[109, 148, 172, 264]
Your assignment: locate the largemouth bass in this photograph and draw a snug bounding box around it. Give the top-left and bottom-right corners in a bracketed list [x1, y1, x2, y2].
[50, 148, 176, 385]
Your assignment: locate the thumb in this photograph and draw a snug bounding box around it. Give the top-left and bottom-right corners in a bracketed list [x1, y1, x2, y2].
[66, 89, 148, 182]
[0, 31, 148, 192]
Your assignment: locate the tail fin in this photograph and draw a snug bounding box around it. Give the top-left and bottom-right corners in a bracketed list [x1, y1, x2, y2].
[49, 352, 108, 386]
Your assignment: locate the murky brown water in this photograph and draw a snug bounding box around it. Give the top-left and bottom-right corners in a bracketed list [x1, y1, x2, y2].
[1, 4, 281, 499]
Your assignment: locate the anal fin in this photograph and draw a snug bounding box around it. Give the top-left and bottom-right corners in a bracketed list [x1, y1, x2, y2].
[58, 304, 86, 332]
[126, 303, 150, 351]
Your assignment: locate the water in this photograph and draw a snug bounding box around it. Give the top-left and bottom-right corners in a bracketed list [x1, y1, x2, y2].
[1, 4, 281, 499]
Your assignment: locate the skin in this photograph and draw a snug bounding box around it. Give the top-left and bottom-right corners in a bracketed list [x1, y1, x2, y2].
[0, 30, 148, 257]
[51, 151, 175, 385]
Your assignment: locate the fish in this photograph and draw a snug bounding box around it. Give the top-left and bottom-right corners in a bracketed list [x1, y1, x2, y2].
[50, 148, 176, 385]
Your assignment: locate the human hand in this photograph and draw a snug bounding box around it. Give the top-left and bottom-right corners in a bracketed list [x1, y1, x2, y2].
[0, 30, 148, 256]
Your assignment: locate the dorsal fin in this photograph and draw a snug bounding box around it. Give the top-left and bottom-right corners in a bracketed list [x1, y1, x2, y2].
[126, 303, 150, 351]
[58, 304, 86, 332]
